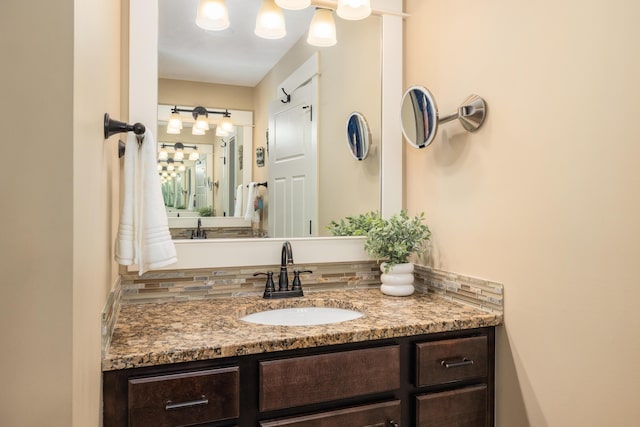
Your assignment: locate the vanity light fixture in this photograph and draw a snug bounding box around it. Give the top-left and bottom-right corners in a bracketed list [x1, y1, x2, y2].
[166, 110, 183, 134]
[215, 126, 230, 137]
[275, 0, 310, 10]
[173, 143, 185, 161]
[196, 0, 230, 31]
[336, 0, 371, 20]
[166, 106, 233, 136]
[307, 8, 337, 47]
[189, 149, 200, 161]
[255, 0, 287, 39]
[158, 143, 200, 162]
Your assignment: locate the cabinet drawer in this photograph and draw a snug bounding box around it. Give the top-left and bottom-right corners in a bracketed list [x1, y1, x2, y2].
[416, 384, 487, 427]
[260, 345, 400, 412]
[260, 400, 401, 427]
[128, 367, 239, 427]
[415, 336, 487, 387]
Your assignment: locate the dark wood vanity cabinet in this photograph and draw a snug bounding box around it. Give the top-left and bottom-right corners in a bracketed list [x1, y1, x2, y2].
[103, 327, 494, 426]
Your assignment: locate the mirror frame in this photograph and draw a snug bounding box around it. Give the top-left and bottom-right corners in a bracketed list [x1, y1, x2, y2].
[128, 0, 403, 269]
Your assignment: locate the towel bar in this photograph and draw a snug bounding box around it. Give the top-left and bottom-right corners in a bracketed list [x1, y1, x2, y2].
[104, 113, 146, 158]
[247, 182, 268, 188]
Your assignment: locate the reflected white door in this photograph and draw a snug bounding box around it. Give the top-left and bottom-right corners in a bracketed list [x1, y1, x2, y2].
[268, 78, 317, 237]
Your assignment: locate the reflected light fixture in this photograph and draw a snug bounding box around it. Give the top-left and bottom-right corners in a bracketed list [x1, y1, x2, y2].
[307, 8, 337, 47]
[336, 0, 371, 20]
[215, 126, 230, 137]
[275, 0, 310, 10]
[167, 106, 233, 136]
[255, 0, 286, 39]
[158, 146, 168, 160]
[192, 126, 206, 136]
[220, 111, 234, 133]
[196, 0, 230, 31]
[173, 142, 185, 161]
[189, 148, 200, 161]
[166, 109, 183, 134]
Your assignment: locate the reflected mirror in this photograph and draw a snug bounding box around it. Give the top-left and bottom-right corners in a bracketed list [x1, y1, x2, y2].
[346, 112, 371, 160]
[158, 0, 382, 238]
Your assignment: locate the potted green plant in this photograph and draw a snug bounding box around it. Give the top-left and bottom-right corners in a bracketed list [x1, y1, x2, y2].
[328, 210, 431, 296]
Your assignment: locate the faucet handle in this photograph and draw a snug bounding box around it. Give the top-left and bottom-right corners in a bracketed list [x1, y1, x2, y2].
[254, 272, 275, 296]
[292, 270, 312, 292]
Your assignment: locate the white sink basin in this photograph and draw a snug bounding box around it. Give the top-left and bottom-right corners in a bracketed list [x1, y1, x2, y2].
[240, 307, 363, 326]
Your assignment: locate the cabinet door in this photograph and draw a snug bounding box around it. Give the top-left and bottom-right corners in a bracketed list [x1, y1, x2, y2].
[415, 336, 487, 387]
[260, 400, 401, 427]
[416, 384, 487, 427]
[260, 346, 400, 411]
[128, 367, 239, 427]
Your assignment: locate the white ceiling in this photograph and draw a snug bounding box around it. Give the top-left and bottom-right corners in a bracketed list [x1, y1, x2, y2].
[158, 0, 315, 87]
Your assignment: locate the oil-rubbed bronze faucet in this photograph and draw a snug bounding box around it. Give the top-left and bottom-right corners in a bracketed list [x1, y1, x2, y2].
[253, 241, 311, 299]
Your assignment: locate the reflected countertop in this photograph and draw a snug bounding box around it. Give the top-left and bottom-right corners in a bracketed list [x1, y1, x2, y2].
[102, 289, 503, 371]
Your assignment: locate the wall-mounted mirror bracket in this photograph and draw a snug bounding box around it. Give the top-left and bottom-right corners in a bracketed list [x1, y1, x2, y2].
[400, 87, 487, 149]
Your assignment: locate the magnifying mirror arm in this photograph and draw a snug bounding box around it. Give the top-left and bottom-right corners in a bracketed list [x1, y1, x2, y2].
[438, 111, 459, 125]
[437, 95, 487, 131]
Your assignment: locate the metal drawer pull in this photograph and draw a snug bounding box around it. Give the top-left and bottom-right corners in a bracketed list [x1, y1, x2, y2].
[441, 357, 474, 369]
[389, 421, 399, 427]
[165, 395, 208, 410]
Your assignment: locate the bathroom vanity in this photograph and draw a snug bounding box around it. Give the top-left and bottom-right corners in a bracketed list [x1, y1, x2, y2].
[102, 290, 502, 426]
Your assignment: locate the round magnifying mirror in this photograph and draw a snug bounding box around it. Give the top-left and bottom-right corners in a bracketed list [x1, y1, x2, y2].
[401, 86, 438, 149]
[346, 112, 371, 160]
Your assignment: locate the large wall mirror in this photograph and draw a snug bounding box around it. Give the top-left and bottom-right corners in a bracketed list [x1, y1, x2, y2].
[128, 0, 403, 268]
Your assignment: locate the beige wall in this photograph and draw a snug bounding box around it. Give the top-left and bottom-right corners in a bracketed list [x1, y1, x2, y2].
[404, 0, 640, 425]
[73, 0, 123, 423]
[1, 0, 122, 426]
[158, 78, 254, 111]
[1, 1, 74, 425]
[254, 16, 381, 235]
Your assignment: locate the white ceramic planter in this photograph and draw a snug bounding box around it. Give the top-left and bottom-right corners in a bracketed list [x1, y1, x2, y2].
[380, 262, 415, 296]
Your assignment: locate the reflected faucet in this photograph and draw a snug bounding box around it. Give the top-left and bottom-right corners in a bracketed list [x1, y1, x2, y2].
[190, 218, 207, 239]
[278, 241, 293, 291]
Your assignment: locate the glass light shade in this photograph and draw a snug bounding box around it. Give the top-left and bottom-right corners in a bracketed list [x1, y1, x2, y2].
[174, 150, 185, 161]
[158, 148, 168, 160]
[189, 150, 200, 161]
[166, 126, 181, 135]
[220, 116, 234, 133]
[307, 8, 337, 47]
[275, 0, 310, 10]
[215, 126, 229, 137]
[192, 126, 206, 136]
[171, 172, 177, 177]
[178, 164, 186, 172]
[255, 0, 286, 39]
[162, 171, 168, 177]
[157, 164, 162, 171]
[195, 114, 210, 131]
[336, 0, 371, 20]
[196, 0, 230, 31]
[167, 112, 183, 129]
[167, 164, 175, 172]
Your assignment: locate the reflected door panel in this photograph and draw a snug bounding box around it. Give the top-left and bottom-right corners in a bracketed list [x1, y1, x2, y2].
[269, 79, 317, 238]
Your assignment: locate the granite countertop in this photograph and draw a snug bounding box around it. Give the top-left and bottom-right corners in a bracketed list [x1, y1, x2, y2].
[103, 289, 503, 371]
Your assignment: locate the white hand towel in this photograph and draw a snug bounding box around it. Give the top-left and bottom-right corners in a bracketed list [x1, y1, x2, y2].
[234, 184, 243, 217]
[244, 182, 257, 221]
[115, 130, 177, 275]
[114, 133, 138, 266]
